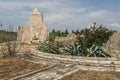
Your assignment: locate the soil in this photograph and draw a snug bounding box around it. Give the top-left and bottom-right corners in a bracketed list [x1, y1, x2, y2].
[62, 70, 120, 80]
[0, 57, 47, 80]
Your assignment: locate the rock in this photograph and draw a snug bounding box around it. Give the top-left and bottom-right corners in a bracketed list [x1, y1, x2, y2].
[17, 8, 48, 44]
[55, 33, 77, 45]
[104, 33, 120, 59]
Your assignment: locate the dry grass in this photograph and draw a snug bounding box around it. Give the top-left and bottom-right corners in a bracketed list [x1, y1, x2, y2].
[20, 44, 38, 49]
[62, 70, 120, 80]
[0, 57, 47, 80]
[0, 30, 17, 43]
[0, 44, 38, 49]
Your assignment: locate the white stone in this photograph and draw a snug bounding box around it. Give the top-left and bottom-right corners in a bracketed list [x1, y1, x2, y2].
[17, 8, 48, 44]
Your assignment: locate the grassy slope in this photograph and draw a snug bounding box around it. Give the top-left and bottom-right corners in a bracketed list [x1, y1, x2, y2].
[0, 30, 17, 43]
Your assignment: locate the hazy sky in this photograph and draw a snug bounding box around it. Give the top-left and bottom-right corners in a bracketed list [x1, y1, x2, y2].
[0, 0, 120, 31]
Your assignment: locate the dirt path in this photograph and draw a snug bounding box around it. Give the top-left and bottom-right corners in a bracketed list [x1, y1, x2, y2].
[13, 64, 78, 80]
[11, 49, 120, 80]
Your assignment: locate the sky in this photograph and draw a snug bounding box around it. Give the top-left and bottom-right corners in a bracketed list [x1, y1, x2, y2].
[0, 0, 120, 32]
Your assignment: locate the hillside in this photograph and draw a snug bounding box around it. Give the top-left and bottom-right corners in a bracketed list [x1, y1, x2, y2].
[0, 30, 17, 43]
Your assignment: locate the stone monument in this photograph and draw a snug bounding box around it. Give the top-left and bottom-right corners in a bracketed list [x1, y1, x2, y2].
[17, 8, 48, 44]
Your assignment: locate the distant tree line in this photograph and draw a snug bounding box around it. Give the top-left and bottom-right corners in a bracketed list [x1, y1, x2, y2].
[50, 29, 69, 37]
[49, 29, 69, 42]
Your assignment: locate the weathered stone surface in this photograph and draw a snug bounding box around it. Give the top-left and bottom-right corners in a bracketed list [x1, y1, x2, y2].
[104, 33, 120, 59]
[12, 49, 120, 80]
[17, 8, 48, 44]
[55, 33, 77, 45]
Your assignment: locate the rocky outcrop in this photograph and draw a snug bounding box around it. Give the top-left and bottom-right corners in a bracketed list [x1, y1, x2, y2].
[104, 33, 120, 59]
[17, 8, 48, 44]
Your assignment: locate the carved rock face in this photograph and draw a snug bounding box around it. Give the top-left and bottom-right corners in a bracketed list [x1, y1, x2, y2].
[17, 8, 48, 44]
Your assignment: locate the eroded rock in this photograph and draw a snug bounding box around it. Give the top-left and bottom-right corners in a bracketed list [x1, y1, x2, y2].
[17, 8, 48, 44]
[104, 33, 120, 59]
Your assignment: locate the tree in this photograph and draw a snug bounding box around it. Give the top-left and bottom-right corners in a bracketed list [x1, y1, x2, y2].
[49, 29, 68, 38]
[65, 29, 69, 35]
[76, 23, 115, 48]
[52, 29, 55, 33]
[72, 30, 75, 33]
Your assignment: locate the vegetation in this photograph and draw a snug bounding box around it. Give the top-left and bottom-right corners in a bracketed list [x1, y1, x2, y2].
[38, 40, 64, 54]
[64, 42, 87, 56]
[39, 40, 111, 57]
[87, 45, 111, 57]
[39, 23, 114, 57]
[0, 30, 17, 43]
[64, 43, 111, 57]
[0, 25, 18, 57]
[49, 29, 69, 39]
[76, 22, 115, 48]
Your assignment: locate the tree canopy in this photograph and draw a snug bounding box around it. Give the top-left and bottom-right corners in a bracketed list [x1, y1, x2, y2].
[76, 23, 116, 48]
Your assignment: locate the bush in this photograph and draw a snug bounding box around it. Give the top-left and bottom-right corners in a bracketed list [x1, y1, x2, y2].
[76, 23, 115, 48]
[38, 23, 113, 57]
[87, 45, 111, 57]
[64, 42, 87, 56]
[38, 40, 64, 54]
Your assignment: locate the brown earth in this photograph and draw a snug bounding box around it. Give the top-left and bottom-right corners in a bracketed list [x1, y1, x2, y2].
[0, 57, 47, 80]
[62, 70, 120, 80]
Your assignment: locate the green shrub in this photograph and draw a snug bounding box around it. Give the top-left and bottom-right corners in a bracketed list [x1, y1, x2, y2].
[64, 42, 87, 56]
[76, 23, 115, 48]
[38, 23, 113, 57]
[87, 45, 111, 57]
[38, 41, 64, 54]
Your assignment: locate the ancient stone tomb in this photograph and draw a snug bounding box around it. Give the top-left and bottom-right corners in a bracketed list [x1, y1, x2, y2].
[17, 8, 48, 44]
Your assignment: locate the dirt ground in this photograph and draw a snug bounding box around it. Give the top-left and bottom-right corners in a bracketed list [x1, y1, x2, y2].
[62, 70, 120, 80]
[0, 57, 47, 80]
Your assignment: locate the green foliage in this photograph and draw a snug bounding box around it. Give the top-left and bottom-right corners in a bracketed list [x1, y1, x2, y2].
[38, 40, 111, 57]
[38, 40, 64, 54]
[38, 23, 113, 57]
[49, 29, 69, 39]
[64, 42, 87, 56]
[65, 29, 69, 35]
[63, 42, 110, 57]
[76, 23, 115, 48]
[0, 30, 17, 43]
[87, 45, 111, 57]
